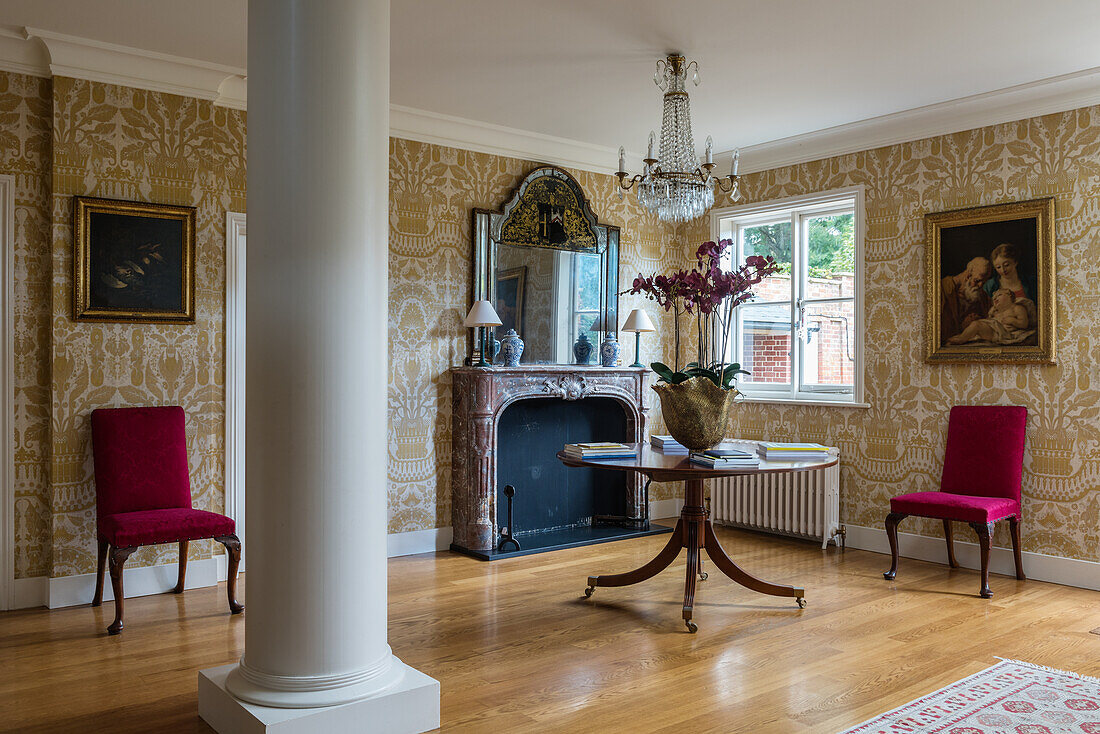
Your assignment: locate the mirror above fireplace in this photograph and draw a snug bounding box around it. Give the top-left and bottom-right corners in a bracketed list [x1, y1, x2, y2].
[471, 166, 620, 365]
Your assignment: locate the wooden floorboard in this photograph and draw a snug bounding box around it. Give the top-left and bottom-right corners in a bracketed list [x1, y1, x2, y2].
[2, 525, 1098, 733]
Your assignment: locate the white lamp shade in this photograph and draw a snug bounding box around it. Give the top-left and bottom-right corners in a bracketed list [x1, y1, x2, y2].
[464, 299, 502, 327]
[622, 308, 656, 333]
[588, 315, 604, 332]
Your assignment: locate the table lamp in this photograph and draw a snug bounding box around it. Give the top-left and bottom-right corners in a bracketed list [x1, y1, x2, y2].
[464, 300, 502, 367]
[621, 308, 656, 368]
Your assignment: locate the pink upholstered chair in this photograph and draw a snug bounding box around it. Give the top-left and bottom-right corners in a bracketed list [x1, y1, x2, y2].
[884, 405, 1027, 598]
[90, 406, 243, 634]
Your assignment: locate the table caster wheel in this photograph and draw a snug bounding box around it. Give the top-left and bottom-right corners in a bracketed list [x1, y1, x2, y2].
[699, 572, 708, 581]
[685, 620, 698, 633]
[796, 597, 807, 609]
[584, 586, 595, 598]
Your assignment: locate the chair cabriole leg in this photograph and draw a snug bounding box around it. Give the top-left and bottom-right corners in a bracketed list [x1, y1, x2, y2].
[174, 539, 189, 593]
[1009, 516, 1026, 581]
[215, 534, 244, 614]
[943, 519, 958, 568]
[883, 512, 906, 580]
[92, 538, 108, 606]
[107, 546, 136, 634]
[968, 521, 995, 598]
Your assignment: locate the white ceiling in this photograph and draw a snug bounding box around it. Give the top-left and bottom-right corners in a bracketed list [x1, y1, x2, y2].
[3, 0, 1100, 162]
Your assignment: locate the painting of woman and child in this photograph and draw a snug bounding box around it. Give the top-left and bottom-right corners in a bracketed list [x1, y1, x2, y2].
[926, 198, 1055, 363]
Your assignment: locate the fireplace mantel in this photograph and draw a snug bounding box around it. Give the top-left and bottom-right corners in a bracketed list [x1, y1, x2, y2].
[450, 365, 651, 555]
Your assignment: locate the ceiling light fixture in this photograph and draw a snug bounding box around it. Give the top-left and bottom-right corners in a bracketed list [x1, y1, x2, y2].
[616, 54, 742, 223]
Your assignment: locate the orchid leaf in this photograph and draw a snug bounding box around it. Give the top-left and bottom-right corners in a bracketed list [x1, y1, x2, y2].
[720, 363, 751, 389]
[651, 362, 675, 383]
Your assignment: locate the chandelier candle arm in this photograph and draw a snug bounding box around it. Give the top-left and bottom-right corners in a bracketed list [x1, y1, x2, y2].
[617, 54, 743, 223]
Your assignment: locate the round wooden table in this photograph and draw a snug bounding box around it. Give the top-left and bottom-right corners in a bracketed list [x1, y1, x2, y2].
[557, 443, 838, 632]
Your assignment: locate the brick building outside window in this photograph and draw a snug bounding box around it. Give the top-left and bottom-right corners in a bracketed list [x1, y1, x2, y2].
[713, 187, 864, 405]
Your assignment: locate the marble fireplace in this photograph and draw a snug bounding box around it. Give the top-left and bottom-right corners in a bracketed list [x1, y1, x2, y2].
[450, 365, 671, 559]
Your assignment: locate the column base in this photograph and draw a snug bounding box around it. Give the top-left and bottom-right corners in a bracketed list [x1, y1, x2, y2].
[199, 662, 440, 734]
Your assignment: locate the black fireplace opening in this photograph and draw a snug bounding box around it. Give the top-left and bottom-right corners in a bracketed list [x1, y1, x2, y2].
[473, 396, 671, 560]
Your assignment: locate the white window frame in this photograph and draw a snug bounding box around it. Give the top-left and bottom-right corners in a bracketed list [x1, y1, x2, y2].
[711, 185, 867, 407]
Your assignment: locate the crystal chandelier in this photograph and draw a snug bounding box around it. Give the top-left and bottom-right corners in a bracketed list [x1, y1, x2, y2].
[616, 54, 741, 223]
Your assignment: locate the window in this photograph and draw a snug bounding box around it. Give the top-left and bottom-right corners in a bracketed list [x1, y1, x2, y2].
[571, 251, 601, 341]
[713, 187, 865, 405]
[552, 250, 602, 362]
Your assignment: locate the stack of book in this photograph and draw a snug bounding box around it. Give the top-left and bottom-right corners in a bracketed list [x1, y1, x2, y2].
[650, 435, 687, 454]
[562, 442, 637, 460]
[757, 442, 831, 461]
[689, 445, 760, 469]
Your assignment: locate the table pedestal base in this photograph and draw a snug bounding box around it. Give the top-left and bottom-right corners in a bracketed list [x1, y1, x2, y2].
[583, 479, 806, 632]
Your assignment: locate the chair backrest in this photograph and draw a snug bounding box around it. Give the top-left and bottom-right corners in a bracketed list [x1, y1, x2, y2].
[940, 405, 1027, 503]
[91, 406, 193, 518]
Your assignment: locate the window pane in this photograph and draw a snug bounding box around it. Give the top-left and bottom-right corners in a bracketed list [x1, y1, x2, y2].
[575, 312, 598, 339]
[574, 253, 601, 311]
[737, 303, 792, 386]
[742, 221, 792, 302]
[806, 213, 854, 286]
[802, 300, 855, 388]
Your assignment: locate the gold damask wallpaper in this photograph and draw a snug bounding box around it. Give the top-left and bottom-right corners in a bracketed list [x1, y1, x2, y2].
[0, 72, 51, 579]
[48, 77, 246, 577]
[387, 139, 684, 533]
[713, 107, 1100, 562]
[6, 65, 1097, 578]
[3, 72, 246, 579]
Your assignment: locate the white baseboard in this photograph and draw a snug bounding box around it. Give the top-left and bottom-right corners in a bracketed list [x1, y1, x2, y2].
[44, 556, 220, 609]
[10, 505, 728, 610]
[12, 575, 47, 609]
[844, 523, 1100, 592]
[650, 498, 684, 520]
[386, 525, 454, 558]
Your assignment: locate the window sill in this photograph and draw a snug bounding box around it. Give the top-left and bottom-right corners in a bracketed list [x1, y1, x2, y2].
[738, 396, 871, 408]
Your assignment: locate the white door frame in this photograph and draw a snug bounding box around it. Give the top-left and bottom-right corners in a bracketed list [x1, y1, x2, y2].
[225, 212, 246, 569]
[0, 175, 16, 609]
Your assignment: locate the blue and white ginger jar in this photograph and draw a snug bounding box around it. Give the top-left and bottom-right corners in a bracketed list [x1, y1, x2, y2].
[600, 333, 621, 367]
[499, 329, 524, 367]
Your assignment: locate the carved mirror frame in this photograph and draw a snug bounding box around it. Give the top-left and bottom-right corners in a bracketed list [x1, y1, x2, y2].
[470, 166, 620, 363]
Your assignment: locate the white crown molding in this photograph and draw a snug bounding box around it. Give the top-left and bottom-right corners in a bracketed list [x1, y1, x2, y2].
[0, 26, 48, 78]
[390, 104, 633, 175]
[2, 28, 1100, 174]
[728, 65, 1100, 174]
[6, 27, 248, 108]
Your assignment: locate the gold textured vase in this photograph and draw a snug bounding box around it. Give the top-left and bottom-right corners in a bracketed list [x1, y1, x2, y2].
[652, 377, 738, 451]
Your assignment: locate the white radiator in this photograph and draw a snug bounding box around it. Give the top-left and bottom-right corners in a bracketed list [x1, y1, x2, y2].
[711, 445, 842, 549]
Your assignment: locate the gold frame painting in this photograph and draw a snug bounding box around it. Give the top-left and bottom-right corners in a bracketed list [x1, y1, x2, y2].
[73, 196, 196, 323]
[495, 266, 526, 339]
[925, 197, 1055, 363]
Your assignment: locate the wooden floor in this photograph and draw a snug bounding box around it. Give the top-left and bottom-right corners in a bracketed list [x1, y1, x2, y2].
[3, 525, 1099, 733]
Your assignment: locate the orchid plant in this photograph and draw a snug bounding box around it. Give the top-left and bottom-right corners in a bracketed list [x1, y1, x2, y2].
[625, 239, 781, 389]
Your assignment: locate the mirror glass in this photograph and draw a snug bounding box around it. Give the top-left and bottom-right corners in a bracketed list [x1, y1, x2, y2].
[494, 244, 605, 364]
[471, 167, 619, 365]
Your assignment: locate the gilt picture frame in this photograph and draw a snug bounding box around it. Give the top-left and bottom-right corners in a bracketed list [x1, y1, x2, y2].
[925, 197, 1055, 363]
[494, 266, 526, 339]
[73, 196, 196, 323]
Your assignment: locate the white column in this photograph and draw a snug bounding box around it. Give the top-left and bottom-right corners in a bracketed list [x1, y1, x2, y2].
[199, 1, 439, 731]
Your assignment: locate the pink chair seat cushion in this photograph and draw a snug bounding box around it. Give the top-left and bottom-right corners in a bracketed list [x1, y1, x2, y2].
[890, 491, 1020, 524]
[98, 508, 235, 547]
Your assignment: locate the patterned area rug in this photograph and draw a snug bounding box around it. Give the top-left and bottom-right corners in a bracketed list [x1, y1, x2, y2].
[842, 660, 1100, 733]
